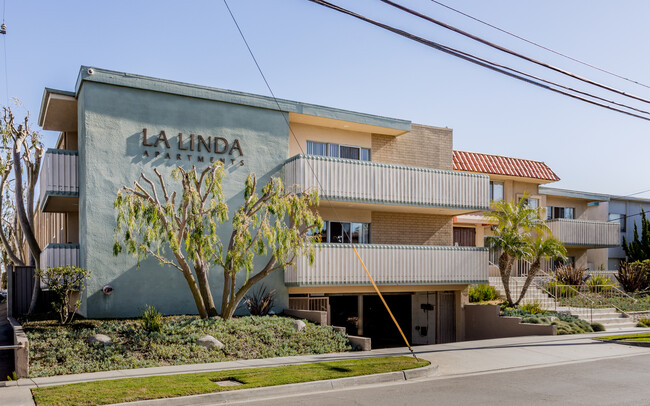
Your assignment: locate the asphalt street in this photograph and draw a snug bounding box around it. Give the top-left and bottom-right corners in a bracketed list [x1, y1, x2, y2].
[235, 353, 650, 406]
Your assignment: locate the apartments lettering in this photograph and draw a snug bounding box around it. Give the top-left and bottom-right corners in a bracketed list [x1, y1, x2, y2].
[140, 128, 244, 166]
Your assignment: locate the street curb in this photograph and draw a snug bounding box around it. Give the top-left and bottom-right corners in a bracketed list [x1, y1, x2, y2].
[596, 339, 650, 348]
[107, 363, 438, 406]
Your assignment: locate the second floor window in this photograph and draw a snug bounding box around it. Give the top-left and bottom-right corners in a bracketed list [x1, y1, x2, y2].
[520, 197, 539, 209]
[489, 181, 504, 201]
[547, 206, 575, 220]
[306, 141, 370, 161]
[608, 213, 626, 232]
[311, 220, 371, 244]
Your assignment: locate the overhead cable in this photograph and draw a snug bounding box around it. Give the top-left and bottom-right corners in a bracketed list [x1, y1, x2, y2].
[222, 0, 420, 359]
[307, 0, 650, 122]
[380, 0, 650, 106]
[429, 0, 650, 90]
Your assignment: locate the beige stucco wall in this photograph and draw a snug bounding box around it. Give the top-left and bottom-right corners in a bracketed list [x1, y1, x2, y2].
[587, 248, 608, 270]
[371, 124, 453, 170]
[288, 122, 372, 157]
[371, 211, 452, 245]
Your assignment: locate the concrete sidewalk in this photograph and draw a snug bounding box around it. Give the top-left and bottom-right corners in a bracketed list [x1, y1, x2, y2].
[4, 328, 650, 405]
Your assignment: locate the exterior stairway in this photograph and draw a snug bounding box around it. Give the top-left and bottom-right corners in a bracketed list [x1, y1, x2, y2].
[488, 277, 638, 331]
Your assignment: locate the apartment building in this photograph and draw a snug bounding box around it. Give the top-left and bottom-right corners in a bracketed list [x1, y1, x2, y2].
[451, 151, 619, 272]
[606, 195, 650, 269]
[35, 66, 490, 346]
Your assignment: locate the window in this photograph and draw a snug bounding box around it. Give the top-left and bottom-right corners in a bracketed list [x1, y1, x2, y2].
[608, 213, 626, 232]
[547, 206, 575, 220]
[306, 141, 327, 156]
[520, 197, 539, 209]
[306, 141, 370, 161]
[489, 181, 504, 201]
[316, 220, 371, 244]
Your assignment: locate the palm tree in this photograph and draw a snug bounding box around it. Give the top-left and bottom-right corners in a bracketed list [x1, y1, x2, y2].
[514, 236, 566, 305]
[485, 197, 548, 306]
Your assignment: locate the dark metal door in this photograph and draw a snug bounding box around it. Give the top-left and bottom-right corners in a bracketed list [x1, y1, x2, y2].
[437, 291, 456, 344]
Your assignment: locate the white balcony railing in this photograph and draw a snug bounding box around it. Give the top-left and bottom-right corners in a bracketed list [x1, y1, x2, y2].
[285, 244, 488, 286]
[39, 149, 79, 200]
[284, 155, 489, 211]
[548, 219, 620, 248]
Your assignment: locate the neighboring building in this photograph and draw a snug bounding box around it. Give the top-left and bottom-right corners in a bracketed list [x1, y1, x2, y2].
[35, 66, 490, 346]
[606, 195, 650, 269]
[452, 151, 619, 272]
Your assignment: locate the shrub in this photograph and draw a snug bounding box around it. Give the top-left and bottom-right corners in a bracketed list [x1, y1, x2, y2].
[242, 286, 276, 316]
[469, 284, 498, 303]
[141, 305, 164, 333]
[35, 266, 91, 325]
[616, 261, 650, 293]
[554, 265, 587, 285]
[590, 323, 606, 332]
[586, 273, 614, 293]
[637, 317, 650, 328]
[519, 302, 546, 315]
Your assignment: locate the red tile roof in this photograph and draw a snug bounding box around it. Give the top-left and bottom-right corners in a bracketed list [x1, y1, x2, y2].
[453, 150, 560, 182]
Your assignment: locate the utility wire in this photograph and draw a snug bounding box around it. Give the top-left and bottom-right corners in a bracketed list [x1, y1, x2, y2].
[380, 0, 650, 107]
[222, 0, 419, 359]
[307, 0, 650, 122]
[429, 0, 650, 91]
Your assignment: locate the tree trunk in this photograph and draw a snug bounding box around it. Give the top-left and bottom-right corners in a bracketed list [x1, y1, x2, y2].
[515, 259, 541, 306]
[499, 252, 516, 306]
[174, 253, 208, 318]
[194, 260, 217, 317]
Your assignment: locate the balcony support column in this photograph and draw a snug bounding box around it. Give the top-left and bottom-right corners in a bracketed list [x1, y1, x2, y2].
[357, 295, 364, 335]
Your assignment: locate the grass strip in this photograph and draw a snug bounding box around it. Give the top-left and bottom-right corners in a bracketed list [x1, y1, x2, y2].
[32, 356, 429, 406]
[594, 332, 650, 342]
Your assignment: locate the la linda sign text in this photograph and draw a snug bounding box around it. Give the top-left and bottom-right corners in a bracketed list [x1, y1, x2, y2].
[140, 128, 244, 166]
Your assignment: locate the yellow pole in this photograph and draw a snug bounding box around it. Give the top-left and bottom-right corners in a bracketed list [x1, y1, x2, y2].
[351, 246, 418, 361]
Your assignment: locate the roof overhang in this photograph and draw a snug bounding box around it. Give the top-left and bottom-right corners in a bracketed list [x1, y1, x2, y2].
[38, 88, 77, 132]
[539, 186, 610, 202]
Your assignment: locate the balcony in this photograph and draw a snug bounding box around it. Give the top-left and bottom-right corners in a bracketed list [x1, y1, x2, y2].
[39, 243, 80, 288]
[285, 243, 488, 286]
[548, 219, 620, 248]
[284, 155, 489, 213]
[39, 149, 79, 212]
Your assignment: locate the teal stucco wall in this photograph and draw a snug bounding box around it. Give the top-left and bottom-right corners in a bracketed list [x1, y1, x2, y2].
[78, 81, 290, 318]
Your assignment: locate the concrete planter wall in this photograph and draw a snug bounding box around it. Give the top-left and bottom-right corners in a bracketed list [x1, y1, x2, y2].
[8, 317, 28, 378]
[465, 304, 556, 341]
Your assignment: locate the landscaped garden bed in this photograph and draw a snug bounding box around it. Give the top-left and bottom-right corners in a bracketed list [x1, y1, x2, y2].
[24, 315, 350, 378]
[501, 305, 604, 335]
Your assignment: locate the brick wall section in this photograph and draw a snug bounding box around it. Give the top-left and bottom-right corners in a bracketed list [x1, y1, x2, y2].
[371, 212, 452, 245]
[371, 124, 453, 170]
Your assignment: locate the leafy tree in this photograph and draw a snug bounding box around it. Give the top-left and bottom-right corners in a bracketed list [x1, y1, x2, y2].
[113, 163, 322, 319]
[0, 106, 44, 314]
[623, 209, 650, 262]
[486, 198, 565, 307]
[36, 266, 91, 324]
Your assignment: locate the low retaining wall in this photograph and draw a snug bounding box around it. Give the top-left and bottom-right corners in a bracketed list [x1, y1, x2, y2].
[8, 317, 28, 378]
[283, 309, 328, 325]
[465, 304, 556, 341]
[348, 335, 371, 351]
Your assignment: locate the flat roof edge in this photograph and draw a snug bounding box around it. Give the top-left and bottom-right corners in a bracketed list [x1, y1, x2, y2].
[539, 186, 610, 202]
[75, 66, 411, 132]
[38, 88, 76, 127]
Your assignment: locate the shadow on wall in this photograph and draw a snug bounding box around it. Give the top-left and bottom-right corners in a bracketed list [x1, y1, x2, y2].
[85, 253, 289, 319]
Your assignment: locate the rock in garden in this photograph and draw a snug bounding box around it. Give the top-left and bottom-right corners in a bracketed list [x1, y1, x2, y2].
[197, 335, 224, 349]
[292, 320, 306, 332]
[86, 334, 112, 345]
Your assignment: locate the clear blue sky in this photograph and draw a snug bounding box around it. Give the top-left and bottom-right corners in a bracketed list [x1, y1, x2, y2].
[5, 0, 650, 197]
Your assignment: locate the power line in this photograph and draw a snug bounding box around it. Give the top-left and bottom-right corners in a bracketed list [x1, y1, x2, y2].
[380, 0, 650, 107]
[222, 0, 419, 358]
[307, 0, 650, 122]
[429, 0, 650, 91]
